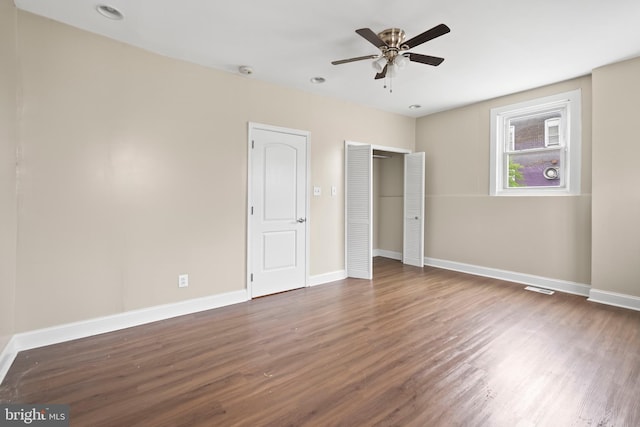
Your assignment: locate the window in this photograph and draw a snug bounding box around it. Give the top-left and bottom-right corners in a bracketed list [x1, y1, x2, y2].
[490, 89, 581, 196]
[545, 118, 561, 147]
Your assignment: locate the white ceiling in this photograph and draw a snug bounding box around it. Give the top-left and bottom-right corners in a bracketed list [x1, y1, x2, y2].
[14, 0, 640, 117]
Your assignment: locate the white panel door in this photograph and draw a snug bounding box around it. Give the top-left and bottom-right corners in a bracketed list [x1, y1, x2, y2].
[346, 144, 373, 279]
[251, 128, 307, 297]
[403, 152, 425, 267]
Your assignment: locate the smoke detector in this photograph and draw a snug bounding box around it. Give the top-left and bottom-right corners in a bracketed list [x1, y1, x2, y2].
[238, 66, 254, 76]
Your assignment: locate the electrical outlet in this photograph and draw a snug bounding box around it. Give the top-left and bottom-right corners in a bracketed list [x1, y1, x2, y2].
[178, 274, 189, 288]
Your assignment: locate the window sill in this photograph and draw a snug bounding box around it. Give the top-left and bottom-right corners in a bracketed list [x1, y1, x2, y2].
[491, 189, 579, 197]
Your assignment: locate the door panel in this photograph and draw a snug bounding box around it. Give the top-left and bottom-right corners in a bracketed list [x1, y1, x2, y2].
[251, 128, 307, 297]
[346, 144, 373, 279]
[403, 152, 425, 267]
[264, 145, 297, 220]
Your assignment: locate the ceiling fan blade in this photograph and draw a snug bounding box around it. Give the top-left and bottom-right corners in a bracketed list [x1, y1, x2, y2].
[403, 24, 450, 49]
[331, 54, 379, 65]
[356, 28, 388, 49]
[374, 64, 388, 80]
[408, 53, 445, 66]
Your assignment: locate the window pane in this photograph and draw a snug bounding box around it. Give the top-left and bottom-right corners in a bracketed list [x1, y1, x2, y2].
[509, 112, 562, 151]
[507, 150, 562, 188]
[545, 118, 561, 146]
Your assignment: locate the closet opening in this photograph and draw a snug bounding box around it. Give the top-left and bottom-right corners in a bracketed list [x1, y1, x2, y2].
[373, 149, 404, 263]
[345, 141, 425, 280]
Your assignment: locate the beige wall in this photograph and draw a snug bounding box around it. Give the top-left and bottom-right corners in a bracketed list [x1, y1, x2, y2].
[0, 0, 18, 351]
[12, 10, 414, 332]
[416, 76, 592, 284]
[592, 57, 640, 297]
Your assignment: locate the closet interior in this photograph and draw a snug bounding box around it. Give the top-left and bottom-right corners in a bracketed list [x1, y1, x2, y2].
[373, 149, 404, 261]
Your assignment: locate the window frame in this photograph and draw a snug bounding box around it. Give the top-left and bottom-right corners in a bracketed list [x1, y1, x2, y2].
[489, 89, 582, 196]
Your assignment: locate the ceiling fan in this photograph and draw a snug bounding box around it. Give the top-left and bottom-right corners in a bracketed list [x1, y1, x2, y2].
[331, 24, 450, 80]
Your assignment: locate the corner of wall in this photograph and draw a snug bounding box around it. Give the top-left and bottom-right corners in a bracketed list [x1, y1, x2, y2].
[0, 0, 19, 380]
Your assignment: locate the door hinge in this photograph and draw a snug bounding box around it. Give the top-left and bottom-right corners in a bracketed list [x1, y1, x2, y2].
[251, 140, 255, 149]
[251, 206, 254, 215]
[250, 273, 253, 282]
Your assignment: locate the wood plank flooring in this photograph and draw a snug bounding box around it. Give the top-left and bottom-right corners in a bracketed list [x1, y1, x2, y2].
[2, 258, 640, 426]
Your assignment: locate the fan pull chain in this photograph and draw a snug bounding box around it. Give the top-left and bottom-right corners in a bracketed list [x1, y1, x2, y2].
[383, 76, 393, 93]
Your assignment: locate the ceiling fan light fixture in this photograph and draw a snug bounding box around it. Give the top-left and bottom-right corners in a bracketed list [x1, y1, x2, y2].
[372, 57, 387, 73]
[388, 64, 396, 78]
[394, 54, 408, 69]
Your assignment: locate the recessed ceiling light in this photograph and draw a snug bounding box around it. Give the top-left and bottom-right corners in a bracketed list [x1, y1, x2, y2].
[96, 5, 124, 20]
[408, 104, 422, 110]
[310, 77, 326, 84]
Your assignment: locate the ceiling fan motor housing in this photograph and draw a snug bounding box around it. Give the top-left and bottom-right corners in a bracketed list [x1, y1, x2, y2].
[378, 28, 407, 64]
[378, 28, 406, 49]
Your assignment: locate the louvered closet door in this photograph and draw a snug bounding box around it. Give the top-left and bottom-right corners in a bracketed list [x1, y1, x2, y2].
[346, 144, 373, 279]
[403, 152, 425, 267]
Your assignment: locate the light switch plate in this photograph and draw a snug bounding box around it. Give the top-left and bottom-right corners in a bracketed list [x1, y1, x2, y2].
[313, 186, 321, 196]
[331, 186, 337, 196]
[178, 274, 189, 288]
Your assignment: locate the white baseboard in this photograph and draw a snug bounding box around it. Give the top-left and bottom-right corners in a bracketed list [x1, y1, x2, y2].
[0, 290, 248, 385]
[373, 249, 402, 261]
[588, 289, 640, 312]
[308, 270, 347, 287]
[424, 257, 591, 297]
[0, 336, 18, 385]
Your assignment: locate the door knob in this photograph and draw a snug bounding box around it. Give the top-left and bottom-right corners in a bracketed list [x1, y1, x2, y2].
[297, 218, 306, 223]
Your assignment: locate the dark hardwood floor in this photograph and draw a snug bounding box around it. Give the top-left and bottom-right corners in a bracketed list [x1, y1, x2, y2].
[2, 258, 640, 426]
